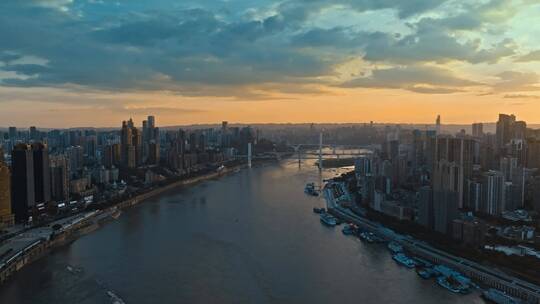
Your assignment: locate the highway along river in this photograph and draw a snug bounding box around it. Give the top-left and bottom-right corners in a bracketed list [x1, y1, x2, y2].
[0, 159, 482, 304]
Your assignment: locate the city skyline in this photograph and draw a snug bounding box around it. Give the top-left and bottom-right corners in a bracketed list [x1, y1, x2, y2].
[2, 1, 540, 303]
[1, 0, 540, 127]
[1, 113, 540, 302]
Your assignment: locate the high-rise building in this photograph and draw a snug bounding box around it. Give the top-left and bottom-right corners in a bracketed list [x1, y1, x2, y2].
[0, 161, 14, 228]
[506, 167, 525, 211]
[32, 143, 51, 204]
[417, 186, 433, 229]
[513, 121, 527, 140]
[496, 114, 516, 153]
[148, 141, 160, 165]
[121, 118, 142, 168]
[102, 143, 121, 168]
[432, 136, 474, 209]
[526, 138, 540, 169]
[11, 144, 35, 222]
[436, 115, 441, 135]
[500, 157, 518, 182]
[472, 123, 483, 138]
[433, 189, 459, 235]
[8, 127, 17, 141]
[221, 121, 229, 147]
[142, 115, 158, 164]
[533, 177, 540, 213]
[67, 145, 84, 175]
[467, 179, 482, 212]
[50, 155, 69, 202]
[29, 126, 38, 141]
[85, 135, 98, 159]
[481, 170, 505, 216]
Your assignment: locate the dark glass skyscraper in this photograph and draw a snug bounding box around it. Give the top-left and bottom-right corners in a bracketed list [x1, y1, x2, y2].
[11, 143, 35, 222]
[32, 142, 51, 204]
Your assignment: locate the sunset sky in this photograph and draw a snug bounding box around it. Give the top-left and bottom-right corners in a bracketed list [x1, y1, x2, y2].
[1, 0, 540, 127]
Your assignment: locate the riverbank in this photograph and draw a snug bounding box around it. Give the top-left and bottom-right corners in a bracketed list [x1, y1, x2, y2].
[322, 180, 540, 304]
[0, 162, 254, 285]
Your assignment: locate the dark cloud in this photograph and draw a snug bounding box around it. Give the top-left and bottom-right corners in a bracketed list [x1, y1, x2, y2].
[276, 0, 448, 21]
[362, 28, 515, 64]
[0, 0, 533, 99]
[341, 65, 480, 94]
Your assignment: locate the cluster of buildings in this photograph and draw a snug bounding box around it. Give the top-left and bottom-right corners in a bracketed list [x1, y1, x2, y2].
[0, 117, 258, 228]
[354, 114, 540, 248]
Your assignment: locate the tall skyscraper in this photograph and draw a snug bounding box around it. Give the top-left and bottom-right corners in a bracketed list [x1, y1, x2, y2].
[32, 143, 51, 204]
[142, 115, 158, 164]
[147, 115, 155, 130]
[496, 114, 516, 153]
[8, 127, 17, 141]
[120, 118, 146, 167]
[148, 141, 160, 165]
[50, 155, 70, 202]
[533, 177, 540, 213]
[472, 123, 483, 138]
[500, 157, 518, 182]
[103, 143, 121, 168]
[481, 170, 505, 216]
[432, 136, 474, 209]
[85, 135, 98, 159]
[417, 186, 433, 229]
[0, 161, 14, 228]
[513, 121, 527, 140]
[29, 126, 38, 141]
[11, 144, 35, 222]
[435, 115, 441, 135]
[433, 189, 458, 235]
[526, 138, 540, 169]
[221, 121, 229, 147]
[67, 145, 84, 175]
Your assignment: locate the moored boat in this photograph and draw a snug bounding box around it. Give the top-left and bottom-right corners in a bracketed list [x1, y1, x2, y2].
[313, 208, 325, 214]
[342, 224, 357, 235]
[433, 265, 472, 294]
[437, 276, 462, 294]
[359, 232, 374, 243]
[388, 241, 403, 253]
[392, 253, 416, 268]
[320, 213, 337, 227]
[304, 183, 319, 196]
[416, 267, 436, 279]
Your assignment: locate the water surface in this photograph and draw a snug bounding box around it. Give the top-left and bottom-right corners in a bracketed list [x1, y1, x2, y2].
[0, 160, 482, 304]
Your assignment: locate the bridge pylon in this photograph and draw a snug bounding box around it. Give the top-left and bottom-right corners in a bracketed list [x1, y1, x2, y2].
[248, 143, 252, 168]
[318, 132, 323, 171]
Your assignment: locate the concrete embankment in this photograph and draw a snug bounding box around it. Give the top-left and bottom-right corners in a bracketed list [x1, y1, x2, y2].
[0, 165, 245, 285]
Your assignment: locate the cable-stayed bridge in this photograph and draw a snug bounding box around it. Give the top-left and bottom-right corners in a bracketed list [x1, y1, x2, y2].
[236, 133, 378, 169]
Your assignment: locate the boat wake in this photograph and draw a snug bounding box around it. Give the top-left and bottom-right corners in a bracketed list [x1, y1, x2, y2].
[107, 291, 126, 304]
[66, 265, 83, 274]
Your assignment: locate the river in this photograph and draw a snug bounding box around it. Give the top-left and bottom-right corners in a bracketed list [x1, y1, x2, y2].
[0, 158, 482, 304]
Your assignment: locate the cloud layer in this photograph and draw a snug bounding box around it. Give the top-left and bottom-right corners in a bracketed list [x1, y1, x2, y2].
[0, 0, 540, 126]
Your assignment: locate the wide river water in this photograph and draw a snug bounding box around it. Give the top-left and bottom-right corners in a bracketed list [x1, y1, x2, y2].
[0, 159, 482, 304]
